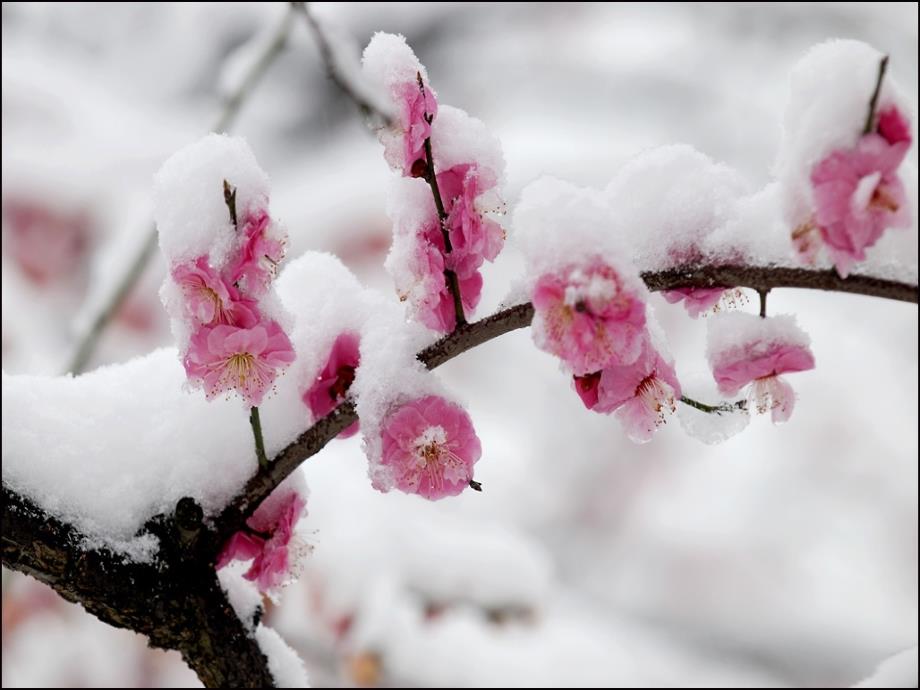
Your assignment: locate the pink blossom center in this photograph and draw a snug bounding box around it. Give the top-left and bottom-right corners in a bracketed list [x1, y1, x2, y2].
[412, 425, 466, 491]
[635, 373, 677, 424]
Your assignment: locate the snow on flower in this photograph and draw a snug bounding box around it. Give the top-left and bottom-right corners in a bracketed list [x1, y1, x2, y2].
[375, 395, 481, 500]
[155, 134, 295, 407]
[184, 320, 295, 407]
[808, 112, 912, 276]
[532, 258, 647, 375]
[362, 32, 438, 177]
[707, 313, 815, 423]
[777, 40, 914, 277]
[217, 488, 308, 595]
[367, 34, 506, 333]
[304, 331, 361, 438]
[573, 339, 681, 443]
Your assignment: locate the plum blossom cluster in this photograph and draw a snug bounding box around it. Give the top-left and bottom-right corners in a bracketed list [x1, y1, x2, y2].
[778, 40, 914, 277]
[154, 135, 295, 408]
[514, 179, 683, 443]
[707, 313, 815, 423]
[363, 32, 506, 333]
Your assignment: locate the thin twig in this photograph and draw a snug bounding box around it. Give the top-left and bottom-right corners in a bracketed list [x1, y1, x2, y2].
[418, 73, 467, 328]
[211, 264, 918, 549]
[223, 180, 238, 230]
[250, 407, 269, 469]
[65, 5, 297, 375]
[863, 55, 889, 135]
[679, 395, 747, 415]
[294, 2, 391, 126]
[758, 288, 769, 318]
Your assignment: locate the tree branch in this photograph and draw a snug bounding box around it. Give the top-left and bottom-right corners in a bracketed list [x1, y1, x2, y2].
[65, 4, 298, 376]
[293, 2, 392, 126]
[2, 486, 275, 688]
[211, 263, 917, 550]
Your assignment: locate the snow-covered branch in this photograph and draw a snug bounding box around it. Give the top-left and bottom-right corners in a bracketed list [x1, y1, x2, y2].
[1, 486, 275, 688]
[211, 262, 917, 551]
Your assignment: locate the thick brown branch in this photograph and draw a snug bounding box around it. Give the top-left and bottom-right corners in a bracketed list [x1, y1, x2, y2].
[212, 264, 917, 549]
[2, 486, 274, 688]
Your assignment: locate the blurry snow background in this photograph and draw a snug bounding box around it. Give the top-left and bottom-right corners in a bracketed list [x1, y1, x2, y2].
[2, 2, 917, 687]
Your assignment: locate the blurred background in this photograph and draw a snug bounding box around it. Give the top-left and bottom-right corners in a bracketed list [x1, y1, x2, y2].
[2, 2, 917, 687]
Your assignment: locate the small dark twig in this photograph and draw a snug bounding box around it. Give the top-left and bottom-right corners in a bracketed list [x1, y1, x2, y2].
[680, 395, 747, 415]
[294, 2, 392, 126]
[250, 406, 269, 469]
[417, 73, 467, 329]
[468, 479, 483, 492]
[758, 288, 769, 318]
[223, 179, 238, 230]
[863, 55, 889, 135]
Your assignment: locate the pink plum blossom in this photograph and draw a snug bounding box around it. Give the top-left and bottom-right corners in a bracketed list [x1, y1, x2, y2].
[405, 223, 483, 333]
[532, 259, 647, 375]
[390, 79, 438, 178]
[304, 331, 361, 438]
[184, 319, 295, 406]
[172, 256, 258, 327]
[808, 105, 912, 277]
[710, 324, 815, 424]
[225, 208, 286, 298]
[437, 163, 505, 274]
[573, 340, 681, 443]
[661, 288, 726, 319]
[378, 395, 481, 500]
[217, 490, 307, 594]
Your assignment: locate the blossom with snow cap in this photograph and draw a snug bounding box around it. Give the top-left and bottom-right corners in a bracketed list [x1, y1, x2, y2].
[707, 313, 815, 423]
[362, 32, 438, 177]
[376, 395, 481, 500]
[217, 489, 308, 594]
[574, 339, 681, 443]
[304, 331, 361, 438]
[805, 105, 912, 277]
[532, 258, 647, 375]
[184, 320, 295, 407]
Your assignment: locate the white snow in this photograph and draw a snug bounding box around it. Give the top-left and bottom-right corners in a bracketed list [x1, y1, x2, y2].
[255, 624, 310, 688]
[430, 104, 506, 180]
[218, 561, 263, 631]
[605, 144, 749, 269]
[153, 133, 270, 268]
[361, 31, 429, 95]
[511, 176, 646, 298]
